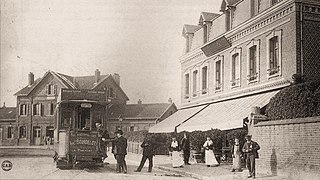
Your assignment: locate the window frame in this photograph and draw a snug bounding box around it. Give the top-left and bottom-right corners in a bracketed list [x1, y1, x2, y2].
[33, 103, 42, 116]
[47, 84, 57, 96]
[19, 104, 28, 116]
[246, 39, 260, 84]
[19, 126, 27, 139]
[184, 73, 190, 99]
[230, 48, 242, 88]
[192, 69, 199, 97]
[214, 56, 224, 92]
[7, 126, 14, 139]
[201, 64, 209, 95]
[48, 103, 55, 116]
[266, 30, 282, 79]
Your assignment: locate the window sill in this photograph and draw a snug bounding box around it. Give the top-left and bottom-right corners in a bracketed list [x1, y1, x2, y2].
[19, 115, 28, 117]
[267, 73, 281, 80]
[231, 84, 241, 89]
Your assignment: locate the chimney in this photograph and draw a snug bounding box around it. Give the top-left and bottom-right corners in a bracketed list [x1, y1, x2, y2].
[28, 72, 34, 86]
[168, 98, 173, 104]
[112, 73, 120, 86]
[138, 99, 142, 105]
[95, 69, 100, 83]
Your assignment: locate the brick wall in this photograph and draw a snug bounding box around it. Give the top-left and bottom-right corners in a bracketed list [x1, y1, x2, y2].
[249, 116, 320, 177]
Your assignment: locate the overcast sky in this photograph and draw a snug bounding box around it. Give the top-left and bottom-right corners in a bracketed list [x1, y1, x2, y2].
[0, 0, 221, 107]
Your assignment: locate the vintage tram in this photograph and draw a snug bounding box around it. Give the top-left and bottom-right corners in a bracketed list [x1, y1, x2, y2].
[53, 88, 111, 169]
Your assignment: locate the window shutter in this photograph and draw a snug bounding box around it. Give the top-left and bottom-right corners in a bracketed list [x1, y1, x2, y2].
[31, 104, 34, 116]
[40, 104, 43, 116]
[27, 104, 30, 116]
[46, 85, 49, 95]
[19, 104, 21, 116]
[54, 85, 57, 95]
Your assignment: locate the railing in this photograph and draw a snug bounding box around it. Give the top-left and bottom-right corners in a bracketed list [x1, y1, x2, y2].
[230, 78, 240, 87]
[247, 73, 258, 81]
[267, 66, 280, 76]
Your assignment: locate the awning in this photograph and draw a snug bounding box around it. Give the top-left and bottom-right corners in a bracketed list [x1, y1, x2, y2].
[177, 91, 279, 132]
[148, 104, 208, 133]
[201, 36, 231, 57]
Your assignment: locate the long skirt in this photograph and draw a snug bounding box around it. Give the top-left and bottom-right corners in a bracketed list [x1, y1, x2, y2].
[205, 150, 219, 166]
[232, 153, 241, 170]
[172, 151, 184, 167]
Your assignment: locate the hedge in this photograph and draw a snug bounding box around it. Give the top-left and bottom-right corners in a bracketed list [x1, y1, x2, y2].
[124, 128, 247, 155]
[266, 80, 320, 120]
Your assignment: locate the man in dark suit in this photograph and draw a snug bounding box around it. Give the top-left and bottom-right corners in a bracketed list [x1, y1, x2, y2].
[96, 122, 109, 161]
[134, 134, 157, 172]
[242, 135, 260, 179]
[114, 130, 127, 173]
[181, 132, 191, 165]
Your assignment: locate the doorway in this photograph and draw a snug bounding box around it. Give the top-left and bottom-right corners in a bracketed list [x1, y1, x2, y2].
[77, 107, 91, 130]
[33, 127, 41, 145]
[46, 126, 54, 145]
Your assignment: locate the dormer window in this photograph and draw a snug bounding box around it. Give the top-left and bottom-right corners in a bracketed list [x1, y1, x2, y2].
[251, 0, 261, 17]
[203, 24, 208, 44]
[271, 0, 282, 6]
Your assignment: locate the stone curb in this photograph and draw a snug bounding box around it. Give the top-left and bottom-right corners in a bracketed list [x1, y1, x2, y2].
[155, 165, 207, 180]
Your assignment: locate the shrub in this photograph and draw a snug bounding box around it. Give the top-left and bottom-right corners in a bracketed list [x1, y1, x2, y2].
[266, 80, 320, 120]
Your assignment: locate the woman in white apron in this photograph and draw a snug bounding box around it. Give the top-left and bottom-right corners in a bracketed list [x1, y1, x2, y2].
[203, 137, 219, 167]
[169, 137, 184, 168]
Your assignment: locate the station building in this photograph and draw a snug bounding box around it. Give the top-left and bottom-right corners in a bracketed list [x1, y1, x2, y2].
[150, 0, 320, 133]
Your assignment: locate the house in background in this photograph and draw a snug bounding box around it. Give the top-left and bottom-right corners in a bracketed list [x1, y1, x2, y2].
[0, 103, 17, 146]
[107, 99, 177, 134]
[14, 69, 128, 146]
[150, 0, 320, 133]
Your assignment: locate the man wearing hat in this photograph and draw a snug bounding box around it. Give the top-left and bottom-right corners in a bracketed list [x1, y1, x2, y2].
[114, 129, 127, 173]
[242, 135, 260, 179]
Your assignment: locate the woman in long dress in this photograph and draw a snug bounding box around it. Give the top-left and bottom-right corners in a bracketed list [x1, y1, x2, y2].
[231, 138, 242, 172]
[203, 137, 219, 167]
[169, 137, 184, 168]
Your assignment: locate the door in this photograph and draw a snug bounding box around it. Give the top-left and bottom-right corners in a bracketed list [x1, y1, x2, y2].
[33, 127, 41, 145]
[77, 107, 91, 130]
[46, 126, 54, 145]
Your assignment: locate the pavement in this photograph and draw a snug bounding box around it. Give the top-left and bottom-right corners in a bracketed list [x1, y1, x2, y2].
[1, 146, 320, 180]
[123, 152, 288, 180]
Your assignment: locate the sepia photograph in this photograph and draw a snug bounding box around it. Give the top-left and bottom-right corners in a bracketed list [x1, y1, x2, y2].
[1, 0, 320, 179]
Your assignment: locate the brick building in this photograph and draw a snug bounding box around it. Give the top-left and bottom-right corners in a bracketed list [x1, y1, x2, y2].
[107, 99, 177, 134]
[14, 69, 128, 146]
[0, 104, 17, 146]
[150, 0, 320, 133]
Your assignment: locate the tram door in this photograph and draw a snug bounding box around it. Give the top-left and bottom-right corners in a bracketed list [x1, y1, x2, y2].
[77, 107, 91, 130]
[33, 127, 41, 145]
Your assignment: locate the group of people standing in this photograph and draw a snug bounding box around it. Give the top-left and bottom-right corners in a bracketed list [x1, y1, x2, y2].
[168, 133, 219, 168]
[96, 124, 260, 178]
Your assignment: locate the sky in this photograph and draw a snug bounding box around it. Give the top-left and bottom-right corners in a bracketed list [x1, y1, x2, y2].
[0, 0, 221, 107]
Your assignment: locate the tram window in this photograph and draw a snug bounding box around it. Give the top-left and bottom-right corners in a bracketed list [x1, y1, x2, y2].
[61, 111, 72, 128]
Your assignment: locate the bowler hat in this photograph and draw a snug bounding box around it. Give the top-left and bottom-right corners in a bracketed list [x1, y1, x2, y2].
[245, 134, 252, 138]
[115, 129, 123, 135]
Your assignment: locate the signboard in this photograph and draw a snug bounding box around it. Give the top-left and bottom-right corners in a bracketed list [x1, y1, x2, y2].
[69, 131, 98, 155]
[81, 103, 92, 108]
[60, 89, 106, 102]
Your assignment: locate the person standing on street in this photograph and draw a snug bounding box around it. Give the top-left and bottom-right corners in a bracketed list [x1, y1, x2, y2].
[231, 137, 243, 172]
[203, 137, 219, 167]
[114, 130, 128, 173]
[134, 134, 157, 172]
[242, 135, 260, 179]
[181, 132, 191, 165]
[169, 136, 184, 168]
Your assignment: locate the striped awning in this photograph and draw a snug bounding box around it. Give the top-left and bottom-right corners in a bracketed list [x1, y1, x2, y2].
[177, 91, 279, 132]
[148, 104, 208, 133]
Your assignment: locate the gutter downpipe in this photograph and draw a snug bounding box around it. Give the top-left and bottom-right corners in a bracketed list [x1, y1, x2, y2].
[300, 1, 304, 75]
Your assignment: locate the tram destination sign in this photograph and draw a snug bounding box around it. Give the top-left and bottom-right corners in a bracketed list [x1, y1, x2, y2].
[69, 132, 98, 155]
[59, 88, 106, 102]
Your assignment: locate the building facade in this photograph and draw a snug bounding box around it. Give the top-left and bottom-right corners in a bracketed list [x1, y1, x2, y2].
[14, 69, 128, 146]
[0, 104, 17, 146]
[150, 0, 320, 133]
